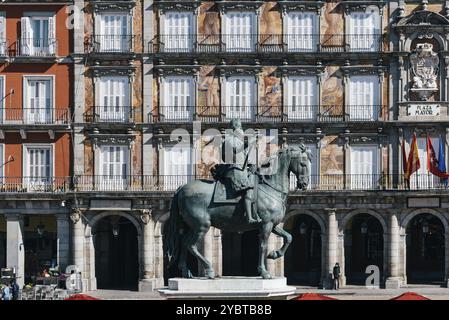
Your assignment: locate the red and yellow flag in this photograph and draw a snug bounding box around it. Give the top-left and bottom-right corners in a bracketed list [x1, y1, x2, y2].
[405, 133, 420, 180]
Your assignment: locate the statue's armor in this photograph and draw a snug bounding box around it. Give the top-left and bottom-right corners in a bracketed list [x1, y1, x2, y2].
[221, 129, 253, 193]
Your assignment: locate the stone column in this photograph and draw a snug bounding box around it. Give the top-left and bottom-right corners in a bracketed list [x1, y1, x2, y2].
[139, 210, 158, 291]
[71, 210, 85, 290]
[324, 209, 338, 289]
[385, 213, 403, 288]
[5, 214, 25, 287]
[56, 214, 70, 273]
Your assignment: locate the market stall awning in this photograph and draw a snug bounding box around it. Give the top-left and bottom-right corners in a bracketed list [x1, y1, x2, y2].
[64, 294, 101, 300]
[293, 293, 337, 300]
[390, 292, 430, 300]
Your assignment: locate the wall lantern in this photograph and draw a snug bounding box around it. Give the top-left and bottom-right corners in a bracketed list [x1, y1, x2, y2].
[360, 221, 368, 235]
[422, 221, 429, 234]
[112, 224, 120, 238]
[36, 222, 45, 237]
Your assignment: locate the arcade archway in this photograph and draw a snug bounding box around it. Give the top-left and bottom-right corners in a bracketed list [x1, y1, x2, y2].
[406, 213, 445, 285]
[284, 214, 322, 285]
[344, 213, 384, 285]
[94, 215, 139, 290]
[222, 230, 259, 276]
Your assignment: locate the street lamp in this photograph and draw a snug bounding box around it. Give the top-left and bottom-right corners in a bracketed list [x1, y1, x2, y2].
[299, 222, 307, 235]
[360, 221, 368, 235]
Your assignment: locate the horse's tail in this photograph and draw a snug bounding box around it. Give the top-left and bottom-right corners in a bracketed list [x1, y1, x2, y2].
[163, 187, 182, 268]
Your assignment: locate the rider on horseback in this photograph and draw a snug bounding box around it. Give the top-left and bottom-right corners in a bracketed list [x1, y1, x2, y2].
[212, 118, 261, 224]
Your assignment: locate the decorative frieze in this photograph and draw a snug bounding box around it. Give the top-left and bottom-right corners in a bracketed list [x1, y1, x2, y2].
[90, 66, 136, 79]
[91, 0, 136, 13]
[155, 0, 201, 14]
[279, 65, 325, 78]
[278, 1, 325, 15]
[216, 1, 264, 14]
[89, 133, 136, 147]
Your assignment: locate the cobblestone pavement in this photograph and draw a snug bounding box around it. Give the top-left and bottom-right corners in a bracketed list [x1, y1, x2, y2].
[85, 285, 449, 300]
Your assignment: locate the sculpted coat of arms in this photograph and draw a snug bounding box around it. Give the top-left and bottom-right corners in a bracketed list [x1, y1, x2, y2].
[410, 43, 439, 99]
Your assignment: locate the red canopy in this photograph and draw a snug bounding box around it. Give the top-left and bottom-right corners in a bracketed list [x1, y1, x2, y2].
[64, 294, 101, 300]
[293, 293, 337, 300]
[390, 292, 430, 300]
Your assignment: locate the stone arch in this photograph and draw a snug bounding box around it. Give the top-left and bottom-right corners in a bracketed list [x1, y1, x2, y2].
[285, 209, 327, 234]
[401, 208, 449, 233]
[401, 208, 448, 284]
[84, 211, 143, 291]
[404, 31, 446, 52]
[340, 209, 387, 233]
[85, 211, 142, 237]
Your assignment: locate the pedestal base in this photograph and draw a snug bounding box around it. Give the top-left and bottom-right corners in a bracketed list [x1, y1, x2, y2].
[385, 277, 403, 289]
[158, 277, 296, 299]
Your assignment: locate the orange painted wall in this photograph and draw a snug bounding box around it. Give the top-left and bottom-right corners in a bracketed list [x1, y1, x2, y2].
[2, 5, 72, 56]
[1, 133, 71, 177]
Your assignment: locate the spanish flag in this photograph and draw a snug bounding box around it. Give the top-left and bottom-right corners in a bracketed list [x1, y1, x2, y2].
[404, 133, 420, 180]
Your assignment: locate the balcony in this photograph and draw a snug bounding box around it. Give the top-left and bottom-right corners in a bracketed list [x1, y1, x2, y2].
[150, 34, 383, 54]
[88, 35, 134, 54]
[15, 38, 57, 58]
[84, 106, 135, 123]
[72, 174, 449, 192]
[0, 39, 8, 59]
[0, 177, 70, 193]
[151, 105, 383, 123]
[0, 108, 71, 125]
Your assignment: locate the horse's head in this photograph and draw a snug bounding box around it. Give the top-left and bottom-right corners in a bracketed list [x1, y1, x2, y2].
[288, 144, 312, 191]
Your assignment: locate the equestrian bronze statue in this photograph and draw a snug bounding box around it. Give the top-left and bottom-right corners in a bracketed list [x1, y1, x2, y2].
[163, 120, 312, 279]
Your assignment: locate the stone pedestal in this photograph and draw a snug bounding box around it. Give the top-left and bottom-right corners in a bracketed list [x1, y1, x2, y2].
[158, 277, 296, 299]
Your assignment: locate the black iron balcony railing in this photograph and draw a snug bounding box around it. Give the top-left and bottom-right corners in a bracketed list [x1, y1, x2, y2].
[84, 106, 135, 123]
[151, 105, 383, 123]
[72, 174, 449, 192]
[0, 108, 71, 124]
[0, 177, 70, 193]
[90, 35, 134, 53]
[150, 33, 383, 54]
[17, 38, 57, 57]
[0, 174, 446, 193]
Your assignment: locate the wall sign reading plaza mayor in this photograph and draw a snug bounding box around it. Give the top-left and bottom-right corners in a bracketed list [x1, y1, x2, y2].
[4, 0, 449, 303]
[408, 104, 440, 116]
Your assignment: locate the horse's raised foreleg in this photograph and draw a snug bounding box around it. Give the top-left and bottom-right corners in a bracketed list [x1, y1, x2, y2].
[257, 222, 273, 279]
[185, 228, 215, 279]
[267, 225, 292, 260]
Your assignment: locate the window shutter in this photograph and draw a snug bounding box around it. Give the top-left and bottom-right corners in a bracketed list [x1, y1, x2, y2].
[0, 15, 5, 55]
[48, 16, 56, 55]
[21, 17, 31, 55]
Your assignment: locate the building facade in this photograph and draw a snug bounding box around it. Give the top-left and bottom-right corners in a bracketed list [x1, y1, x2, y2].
[3, 0, 449, 292]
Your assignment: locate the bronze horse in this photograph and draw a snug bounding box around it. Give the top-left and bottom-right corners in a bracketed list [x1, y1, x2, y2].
[163, 145, 312, 279]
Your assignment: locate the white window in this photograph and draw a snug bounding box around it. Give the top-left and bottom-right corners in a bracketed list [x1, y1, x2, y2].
[164, 12, 193, 52]
[290, 144, 317, 191]
[225, 76, 254, 121]
[224, 12, 255, 52]
[286, 12, 317, 52]
[348, 10, 380, 52]
[409, 137, 440, 189]
[99, 13, 130, 52]
[21, 15, 56, 56]
[25, 77, 53, 124]
[162, 145, 192, 190]
[0, 144, 3, 179]
[99, 76, 130, 122]
[348, 75, 379, 121]
[350, 145, 378, 189]
[286, 76, 317, 121]
[25, 146, 52, 191]
[99, 146, 129, 190]
[162, 76, 194, 122]
[0, 13, 6, 56]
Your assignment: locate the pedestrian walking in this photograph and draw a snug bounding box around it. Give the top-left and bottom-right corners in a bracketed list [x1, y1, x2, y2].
[2, 283, 11, 300]
[10, 280, 20, 300]
[333, 262, 341, 290]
